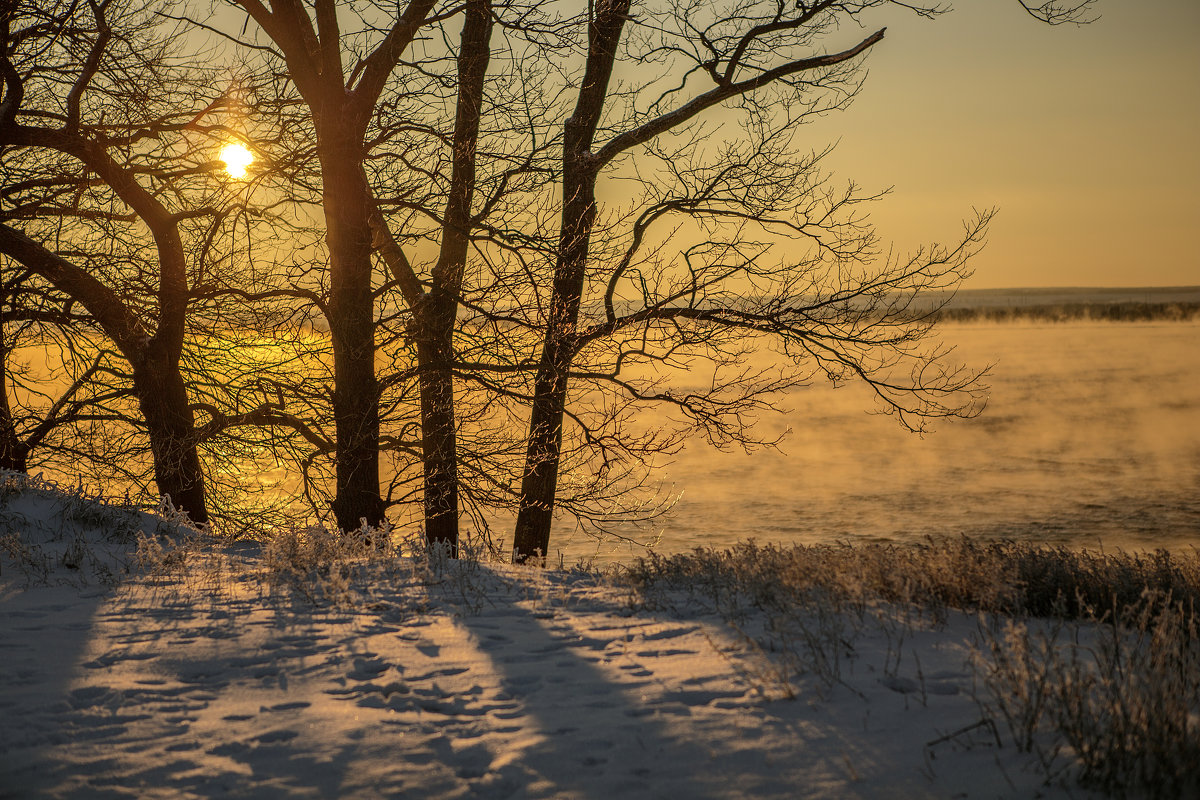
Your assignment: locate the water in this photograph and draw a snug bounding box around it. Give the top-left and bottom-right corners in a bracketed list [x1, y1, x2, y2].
[555, 321, 1200, 562]
[14, 306, 1199, 563]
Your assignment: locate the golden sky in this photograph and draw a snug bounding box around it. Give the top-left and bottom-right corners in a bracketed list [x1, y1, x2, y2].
[805, 0, 1200, 289]
[208, 1, 1196, 291]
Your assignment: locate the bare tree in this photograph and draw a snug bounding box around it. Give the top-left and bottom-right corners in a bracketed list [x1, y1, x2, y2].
[371, 0, 496, 553]
[0, 0, 229, 521]
[0, 271, 122, 475]
[211, 0, 574, 551]
[200, 0, 455, 534]
[508, 0, 1095, 562]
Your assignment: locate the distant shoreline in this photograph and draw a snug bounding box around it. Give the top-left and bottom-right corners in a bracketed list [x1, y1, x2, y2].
[919, 286, 1200, 322]
[945, 285, 1200, 308]
[935, 301, 1200, 323]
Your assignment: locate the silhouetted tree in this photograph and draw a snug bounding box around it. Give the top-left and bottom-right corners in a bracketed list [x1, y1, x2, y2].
[371, 0, 496, 553]
[213, 0, 570, 551]
[509, 0, 1096, 562]
[0, 0, 221, 521]
[204, 0, 450, 534]
[0, 272, 119, 474]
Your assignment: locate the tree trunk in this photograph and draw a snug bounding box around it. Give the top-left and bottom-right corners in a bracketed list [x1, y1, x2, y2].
[415, 0, 493, 556]
[511, 330, 575, 562]
[0, 331, 27, 473]
[511, 3, 629, 563]
[133, 350, 208, 524]
[511, 165, 597, 562]
[322, 143, 385, 533]
[512, 142, 602, 561]
[416, 313, 459, 554]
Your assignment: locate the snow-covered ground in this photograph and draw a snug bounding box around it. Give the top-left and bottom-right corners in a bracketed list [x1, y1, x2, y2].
[0, 474, 1102, 798]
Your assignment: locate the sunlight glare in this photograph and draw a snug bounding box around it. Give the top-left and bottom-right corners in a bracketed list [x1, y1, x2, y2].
[220, 143, 253, 179]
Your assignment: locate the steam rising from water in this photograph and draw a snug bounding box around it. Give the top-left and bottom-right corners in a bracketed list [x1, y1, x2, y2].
[562, 321, 1200, 562]
[15, 315, 1197, 563]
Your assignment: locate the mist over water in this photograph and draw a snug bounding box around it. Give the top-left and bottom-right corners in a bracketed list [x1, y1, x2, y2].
[17, 304, 1197, 563]
[559, 321, 1200, 563]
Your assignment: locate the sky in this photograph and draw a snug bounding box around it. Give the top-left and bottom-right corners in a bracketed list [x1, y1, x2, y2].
[204, 0, 1198, 291]
[802, 0, 1200, 289]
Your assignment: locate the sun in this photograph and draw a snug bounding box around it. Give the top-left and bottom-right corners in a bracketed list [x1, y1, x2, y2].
[219, 143, 254, 179]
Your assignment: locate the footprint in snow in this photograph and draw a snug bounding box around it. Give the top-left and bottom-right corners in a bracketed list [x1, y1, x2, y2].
[83, 650, 155, 669]
[634, 648, 698, 657]
[351, 680, 411, 708]
[68, 685, 123, 709]
[262, 701, 311, 712]
[348, 656, 391, 681]
[640, 625, 701, 641]
[405, 666, 468, 682]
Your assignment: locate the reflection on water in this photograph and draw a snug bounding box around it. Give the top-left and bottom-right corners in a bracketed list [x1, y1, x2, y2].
[16, 321, 1198, 562]
[560, 321, 1199, 563]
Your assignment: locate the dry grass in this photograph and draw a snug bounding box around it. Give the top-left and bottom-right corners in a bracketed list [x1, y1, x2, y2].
[975, 592, 1200, 799]
[0, 470, 188, 587]
[622, 539, 1200, 798]
[620, 537, 1200, 619]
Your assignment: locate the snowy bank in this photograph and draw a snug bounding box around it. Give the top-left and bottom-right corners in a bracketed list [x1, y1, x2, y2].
[2, 474, 1196, 798]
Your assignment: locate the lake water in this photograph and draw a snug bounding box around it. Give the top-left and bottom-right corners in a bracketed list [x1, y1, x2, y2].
[552, 321, 1200, 563]
[14, 306, 1199, 563]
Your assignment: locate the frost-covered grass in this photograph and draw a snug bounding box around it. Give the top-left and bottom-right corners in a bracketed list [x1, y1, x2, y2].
[975, 593, 1199, 799]
[0, 469, 497, 607]
[0, 470, 198, 588]
[622, 540, 1200, 798]
[620, 538, 1200, 620]
[3, 476, 1198, 798]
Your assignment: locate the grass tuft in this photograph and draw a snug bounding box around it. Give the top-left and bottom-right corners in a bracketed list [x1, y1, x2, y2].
[622, 538, 1200, 797]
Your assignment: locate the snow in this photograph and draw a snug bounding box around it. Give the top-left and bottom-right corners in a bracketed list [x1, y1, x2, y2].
[0, 474, 1098, 798]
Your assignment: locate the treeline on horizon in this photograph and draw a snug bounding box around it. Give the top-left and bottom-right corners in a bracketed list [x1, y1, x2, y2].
[934, 301, 1200, 324]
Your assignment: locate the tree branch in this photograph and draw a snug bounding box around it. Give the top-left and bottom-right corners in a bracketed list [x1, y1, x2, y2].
[593, 28, 884, 168]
